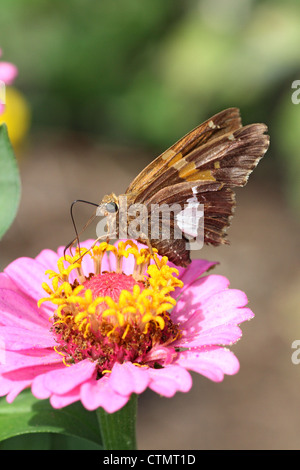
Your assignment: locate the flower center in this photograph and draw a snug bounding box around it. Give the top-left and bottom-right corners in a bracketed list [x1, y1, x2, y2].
[82, 272, 144, 301]
[39, 241, 183, 376]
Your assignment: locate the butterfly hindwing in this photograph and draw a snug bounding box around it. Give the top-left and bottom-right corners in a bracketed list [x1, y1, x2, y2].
[140, 181, 235, 266]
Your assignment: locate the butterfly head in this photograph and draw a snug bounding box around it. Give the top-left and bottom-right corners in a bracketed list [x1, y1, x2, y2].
[98, 193, 119, 217]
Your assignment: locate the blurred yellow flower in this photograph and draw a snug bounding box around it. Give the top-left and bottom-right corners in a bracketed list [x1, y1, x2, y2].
[0, 86, 30, 151]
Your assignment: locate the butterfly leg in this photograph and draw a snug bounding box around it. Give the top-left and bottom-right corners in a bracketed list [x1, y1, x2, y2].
[145, 238, 159, 268]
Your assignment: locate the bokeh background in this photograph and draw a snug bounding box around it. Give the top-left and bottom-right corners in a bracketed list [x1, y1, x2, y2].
[0, 0, 300, 450]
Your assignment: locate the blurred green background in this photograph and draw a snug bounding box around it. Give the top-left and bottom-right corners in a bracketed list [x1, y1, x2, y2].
[1, 0, 300, 211]
[0, 0, 300, 450]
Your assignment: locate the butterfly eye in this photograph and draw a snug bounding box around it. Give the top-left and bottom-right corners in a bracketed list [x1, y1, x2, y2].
[106, 202, 118, 213]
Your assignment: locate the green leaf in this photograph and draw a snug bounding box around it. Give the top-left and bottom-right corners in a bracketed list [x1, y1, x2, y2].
[0, 124, 21, 240]
[96, 393, 137, 450]
[0, 389, 102, 448]
[0, 433, 102, 450]
[0, 433, 54, 450]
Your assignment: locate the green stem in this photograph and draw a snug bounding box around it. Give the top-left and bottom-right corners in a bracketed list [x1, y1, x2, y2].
[96, 394, 138, 450]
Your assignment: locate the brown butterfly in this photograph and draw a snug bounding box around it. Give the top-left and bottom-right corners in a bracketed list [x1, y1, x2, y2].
[69, 108, 269, 267]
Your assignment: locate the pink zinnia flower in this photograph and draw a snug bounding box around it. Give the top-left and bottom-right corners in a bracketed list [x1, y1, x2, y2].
[0, 240, 253, 413]
[0, 48, 18, 114]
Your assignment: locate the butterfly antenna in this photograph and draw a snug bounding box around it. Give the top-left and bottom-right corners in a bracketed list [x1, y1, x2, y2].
[64, 199, 99, 259]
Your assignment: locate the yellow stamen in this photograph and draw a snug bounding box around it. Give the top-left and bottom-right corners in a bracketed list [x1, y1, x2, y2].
[40, 240, 184, 353]
[122, 324, 130, 339]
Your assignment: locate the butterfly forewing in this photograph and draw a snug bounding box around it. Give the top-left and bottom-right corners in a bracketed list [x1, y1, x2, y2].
[124, 108, 269, 266]
[126, 108, 242, 201]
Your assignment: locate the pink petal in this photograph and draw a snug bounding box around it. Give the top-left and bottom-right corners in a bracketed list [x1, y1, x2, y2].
[109, 362, 150, 396]
[101, 250, 112, 273]
[31, 379, 52, 400]
[0, 289, 50, 330]
[177, 323, 243, 348]
[2, 362, 63, 381]
[0, 376, 11, 397]
[7, 382, 31, 403]
[176, 346, 240, 382]
[0, 103, 5, 115]
[0, 62, 18, 84]
[172, 275, 254, 348]
[31, 364, 66, 400]
[172, 259, 218, 298]
[1, 349, 61, 370]
[148, 365, 192, 397]
[180, 259, 218, 283]
[187, 287, 252, 328]
[37, 301, 55, 320]
[0, 289, 49, 328]
[80, 375, 129, 413]
[190, 274, 230, 300]
[42, 359, 96, 395]
[50, 386, 81, 409]
[172, 274, 230, 323]
[4, 257, 49, 302]
[0, 326, 56, 350]
[35, 249, 60, 271]
[0, 273, 19, 292]
[200, 288, 252, 321]
[1, 363, 64, 402]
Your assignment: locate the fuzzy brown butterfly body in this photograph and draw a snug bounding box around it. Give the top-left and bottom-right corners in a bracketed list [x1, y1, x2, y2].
[77, 108, 270, 267]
